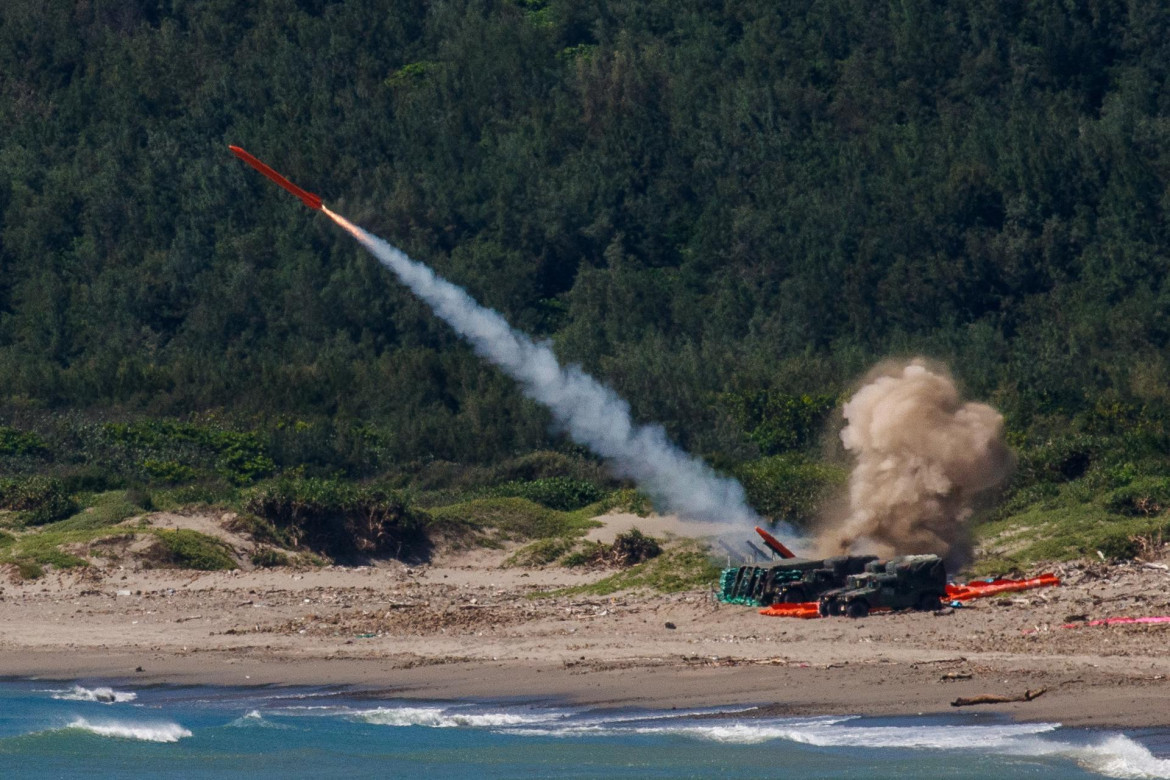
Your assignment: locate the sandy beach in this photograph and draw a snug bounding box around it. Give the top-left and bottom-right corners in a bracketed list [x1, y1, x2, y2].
[1, 511, 1167, 729]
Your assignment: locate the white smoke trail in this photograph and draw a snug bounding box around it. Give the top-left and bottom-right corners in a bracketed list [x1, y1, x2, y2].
[323, 206, 762, 526]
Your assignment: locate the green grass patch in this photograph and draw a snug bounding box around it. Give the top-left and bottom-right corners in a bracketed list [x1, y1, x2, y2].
[972, 487, 1170, 575]
[1104, 476, 1170, 516]
[225, 513, 295, 548]
[0, 476, 78, 526]
[245, 476, 429, 560]
[584, 488, 653, 518]
[149, 482, 241, 511]
[15, 560, 44, 580]
[251, 547, 291, 568]
[426, 496, 602, 541]
[487, 477, 603, 511]
[47, 490, 144, 532]
[967, 439, 1170, 574]
[504, 537, 578, 567]
[0, 527, 113, 570]
[0, 426, 49, 458]
[424, 488, 647, 553]
[294, 551, 329, 567]
[734, 454, 847, 526]
[101, 420, 274, 486]
[559, 529, 662, 568]
[540, 539, 721, 597]
[147, 529, 237, 570]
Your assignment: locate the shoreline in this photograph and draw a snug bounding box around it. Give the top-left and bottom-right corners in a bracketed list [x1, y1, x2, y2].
[1, 512, 1168, 732]
[2, 646, 1167, 730]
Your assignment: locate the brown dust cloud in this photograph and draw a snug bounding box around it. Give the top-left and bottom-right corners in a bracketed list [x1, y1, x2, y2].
[820, 360, 1014, 568]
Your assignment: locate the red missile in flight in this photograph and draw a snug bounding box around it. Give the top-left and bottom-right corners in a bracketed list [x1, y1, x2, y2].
[228, 145, 323, 211]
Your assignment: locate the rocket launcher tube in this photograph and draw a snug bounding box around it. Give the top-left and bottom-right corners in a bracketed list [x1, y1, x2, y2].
[229, 145, 323, 211]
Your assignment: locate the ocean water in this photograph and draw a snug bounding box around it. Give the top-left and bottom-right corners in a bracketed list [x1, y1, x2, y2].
[0, 680, 1168, 778]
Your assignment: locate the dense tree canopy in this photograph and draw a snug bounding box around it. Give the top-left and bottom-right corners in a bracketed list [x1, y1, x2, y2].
[2, 0, 1169, 467]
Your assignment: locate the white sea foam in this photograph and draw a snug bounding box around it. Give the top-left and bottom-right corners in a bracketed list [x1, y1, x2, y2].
[508, 713, 855, 739]
[509, 713, 1170, 778]
[63, 717, 191, 742]
[240, 697, 1170, 777]
[671, 720, 1062, 749]
[264, 704, 359, 719]
[50, 685, 137, 704]
[996, 734, 1170, 780]
[354, 705, 565, 729]
[1077, 734, 1170, 780]
[226, 709, 287, 729]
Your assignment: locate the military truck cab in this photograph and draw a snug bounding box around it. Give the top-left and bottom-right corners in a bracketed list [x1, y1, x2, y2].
[773, 554, 878, 604]
[817, 554, 947, 618]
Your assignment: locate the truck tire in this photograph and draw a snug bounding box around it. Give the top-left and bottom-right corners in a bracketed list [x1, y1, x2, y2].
[916, 593, 942, 612]
[845, 600, 869, 619]
[782, 586, 807, 604]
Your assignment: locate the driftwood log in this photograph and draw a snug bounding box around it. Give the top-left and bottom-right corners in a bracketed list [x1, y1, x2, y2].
[950, 688, 1047, 707]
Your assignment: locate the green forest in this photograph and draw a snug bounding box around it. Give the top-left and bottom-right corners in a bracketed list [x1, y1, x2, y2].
[3, 0, 1170, 569]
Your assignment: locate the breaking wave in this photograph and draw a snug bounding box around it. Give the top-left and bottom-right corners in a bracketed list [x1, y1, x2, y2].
[642, 719, 1061, 748]
[61, 717, 192, 742]
[1076, 735, 1170, 780]
[402, 707, 1169, 779]
[520, 715, 1168, 779]
[49, 685, 137, 704]
[227, 710, 288, 729]
[353, 705, 567, 729]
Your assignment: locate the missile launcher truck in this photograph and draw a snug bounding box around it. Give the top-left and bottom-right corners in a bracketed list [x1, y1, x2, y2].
[717, 554, 878, 607]
[817, 554, 947, 618]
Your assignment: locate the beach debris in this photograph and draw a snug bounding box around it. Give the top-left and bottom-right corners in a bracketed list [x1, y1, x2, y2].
[598, 530, 663, 568]
[951, 688, 1047, 707]
[1061, 615, 1170, 629]
[940, 672, 973, 681]
[664, 622, 676, 629]
[910, 657, 968, 667]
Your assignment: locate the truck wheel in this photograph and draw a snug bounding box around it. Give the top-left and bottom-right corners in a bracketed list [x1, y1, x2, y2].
[845, 600, 869, 619]
[782, 587, 807, 604]
[818, 600, 830, 617]
[916, 593, 942, 612]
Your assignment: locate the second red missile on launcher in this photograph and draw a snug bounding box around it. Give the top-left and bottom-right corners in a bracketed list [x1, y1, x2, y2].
[229, 145, 323, 211]
[755, 525, 796, 559]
